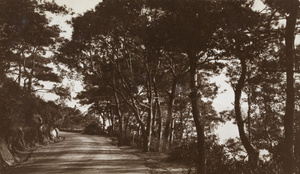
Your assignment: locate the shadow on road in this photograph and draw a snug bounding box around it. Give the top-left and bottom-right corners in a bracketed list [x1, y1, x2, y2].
[4, 132, 149, 174]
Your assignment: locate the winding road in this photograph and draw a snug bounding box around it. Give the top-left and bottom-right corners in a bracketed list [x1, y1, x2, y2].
[4, 132, 149, 174]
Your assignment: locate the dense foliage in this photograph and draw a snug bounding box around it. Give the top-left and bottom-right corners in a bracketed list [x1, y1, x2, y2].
[58, 0, 300, 173]
[1, 0, 299, 174]
[0, 0, 70, 171]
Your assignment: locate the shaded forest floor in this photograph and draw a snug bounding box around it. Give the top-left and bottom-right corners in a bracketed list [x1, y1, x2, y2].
[134, 150, 194, 174]
[110, 138, 195, 174]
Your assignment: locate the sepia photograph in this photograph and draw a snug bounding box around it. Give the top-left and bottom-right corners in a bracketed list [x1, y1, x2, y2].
[0, 0, 299, 173]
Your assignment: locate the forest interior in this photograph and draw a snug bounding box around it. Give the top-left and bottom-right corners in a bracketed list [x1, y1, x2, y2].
[0, 0, 300, 174]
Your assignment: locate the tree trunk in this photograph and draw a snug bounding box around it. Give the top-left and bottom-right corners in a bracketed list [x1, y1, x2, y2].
[0, 58, 5, 86]
[180, 109, 184, 142]
[154, 84, 163, 152]
[112, 63, 123, 146]
[234, 58, 258, 170]
[247, 81, 251, 141]
[295, 123, 300, 174]
[132, 104, 149, 152]
[146, 71, 153, 152]
[135, 111, 148, 152]
[109, 104, 114, 135]
[283, 1, 298, 173]
[188, 51, 206, 174]
[28, 56, 35, 93]
[157, 100, 163, 152]
[101, 115, 106, 131]
[114, 92, 123, 146]
[142, 127, 148, 152]
[163, 78, 177, 152]
[124, 116, 128, 145]
[169, 119, 174, 146]
[116, 91, 149, 151]
[18, 59, 22, 86]
[152, 98, 156, 130]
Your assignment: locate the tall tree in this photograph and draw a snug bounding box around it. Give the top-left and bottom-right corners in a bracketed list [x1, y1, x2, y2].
[160, 52, 189, 151]
[283, 1, 298, 173]
[263, 1, 299, 173]
[0, 0, 66, 92]
[58, 0, 158, 151]
[219, 1, 277, 170]
[146, 1, 225, 173]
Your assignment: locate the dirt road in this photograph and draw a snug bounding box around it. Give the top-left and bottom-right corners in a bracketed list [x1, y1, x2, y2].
[4, 132, 149, 174]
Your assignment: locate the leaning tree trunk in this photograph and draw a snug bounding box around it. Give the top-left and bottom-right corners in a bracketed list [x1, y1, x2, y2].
[131, 101, 149, 152]
[188, 51, 206, 174]
[234, 58, 258, 170]
[283, 1, 298, 173]
[112, 87, 149, 151]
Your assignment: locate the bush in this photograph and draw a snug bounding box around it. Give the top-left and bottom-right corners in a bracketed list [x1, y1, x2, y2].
[169, 142, 197, 165]
[82, 122, 106, 135]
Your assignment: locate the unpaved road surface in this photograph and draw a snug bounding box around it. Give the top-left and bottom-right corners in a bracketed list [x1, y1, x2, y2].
[4, 132, 149, 174]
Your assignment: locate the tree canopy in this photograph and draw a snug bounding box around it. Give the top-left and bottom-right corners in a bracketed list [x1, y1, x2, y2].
[1, 0, 300, 174]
